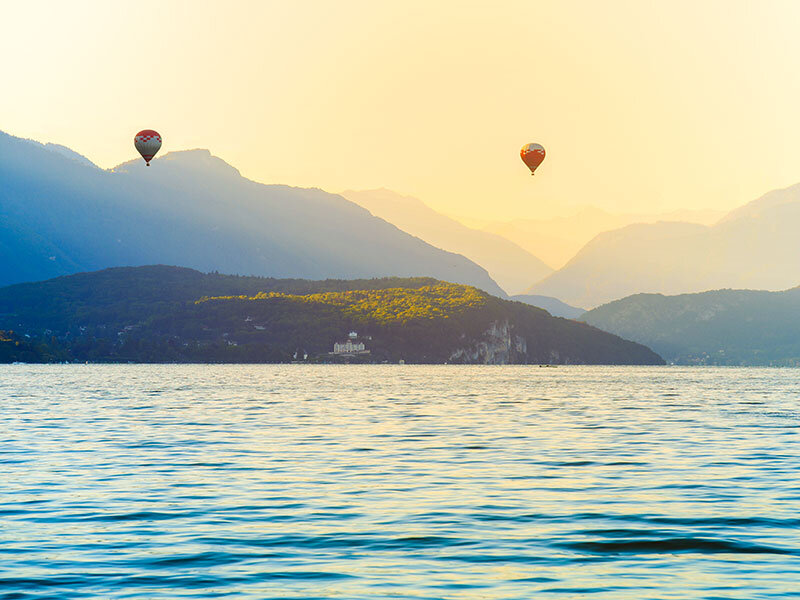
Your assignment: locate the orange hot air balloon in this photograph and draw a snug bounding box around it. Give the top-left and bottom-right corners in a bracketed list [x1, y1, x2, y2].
[134, 130, 162, 166]
[520, 142, 545, 175]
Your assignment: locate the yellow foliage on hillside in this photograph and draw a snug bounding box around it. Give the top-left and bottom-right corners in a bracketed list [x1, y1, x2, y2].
[197, 284, 488, 324]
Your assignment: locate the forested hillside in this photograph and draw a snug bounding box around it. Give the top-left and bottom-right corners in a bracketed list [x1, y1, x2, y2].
[0, 266, 662, 365]
[583, 287, 800, 365]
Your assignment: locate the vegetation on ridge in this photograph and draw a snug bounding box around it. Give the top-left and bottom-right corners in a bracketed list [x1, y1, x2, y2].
[197, 284, 487, 325]
[583, 287, 800, 365]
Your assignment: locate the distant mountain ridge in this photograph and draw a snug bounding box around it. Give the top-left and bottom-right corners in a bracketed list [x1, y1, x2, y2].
[483, 206, 724, 270]
[341, 188, 552, 295]
[510, 294, 585, 319]
[42, 143, 98, 168]
[0, 130, 504, 295]
[582, 286, 800, 366]
[526, 183, 800, 308]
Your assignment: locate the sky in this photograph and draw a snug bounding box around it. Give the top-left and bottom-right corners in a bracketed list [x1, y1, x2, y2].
[3, 0, 800, 221]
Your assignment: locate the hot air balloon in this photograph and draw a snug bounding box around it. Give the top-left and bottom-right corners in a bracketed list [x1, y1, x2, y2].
[520, 142, 545, 175]
[134, 130, 162, 166]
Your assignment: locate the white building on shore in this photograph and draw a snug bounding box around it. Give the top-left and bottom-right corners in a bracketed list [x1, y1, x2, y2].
[331, 331, 370, 355]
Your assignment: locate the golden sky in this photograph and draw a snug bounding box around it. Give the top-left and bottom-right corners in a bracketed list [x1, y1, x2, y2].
[3, 0, 800, 220]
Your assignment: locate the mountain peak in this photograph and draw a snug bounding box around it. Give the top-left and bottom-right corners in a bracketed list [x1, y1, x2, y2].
[719, 182, 800, 224]
[112, 148, 241, 178]
[0, 130, 99, 171]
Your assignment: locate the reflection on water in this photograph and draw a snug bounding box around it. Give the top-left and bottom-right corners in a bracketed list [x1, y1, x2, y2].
[1, 365, 798, 599]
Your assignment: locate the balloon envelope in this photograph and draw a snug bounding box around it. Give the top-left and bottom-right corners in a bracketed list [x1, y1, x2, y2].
[134, 130, 162, 166]
[520, 142, 545, 175]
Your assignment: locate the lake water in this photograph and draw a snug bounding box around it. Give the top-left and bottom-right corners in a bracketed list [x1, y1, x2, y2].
[1, 365, 799, 599]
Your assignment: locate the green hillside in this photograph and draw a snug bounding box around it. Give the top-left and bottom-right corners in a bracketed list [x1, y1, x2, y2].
[0, 330, 66, 363]
[583, 287, 800, 365]
[0, 266, 663, 365]
[0, 265, 438, 332]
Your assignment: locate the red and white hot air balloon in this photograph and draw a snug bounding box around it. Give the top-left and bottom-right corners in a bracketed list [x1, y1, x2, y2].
[520, 142, 545, 175]
[134, 130, 162, 166]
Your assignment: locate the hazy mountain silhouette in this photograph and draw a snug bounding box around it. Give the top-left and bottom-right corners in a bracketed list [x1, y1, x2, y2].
[526, 183, 800, 308]
[583, 286, 800, 366]
[341, 189, 552, 295]
[0, 131, 504, 295]
[484, 206, 724, 269]
[42, 143, 98, 169]
[510, 295, 585, 319]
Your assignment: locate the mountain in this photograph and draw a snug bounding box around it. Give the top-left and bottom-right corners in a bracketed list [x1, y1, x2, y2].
[0, 266, 663, 365]
[527, 221, 710, 308]
[510, 295, 585, 319]
[42, 143, 98, 168]
[483, 206, 724, 270]
[718, 183, 800, 223]
[582, 287, 800, 366]
[340, 189, 552, 295]
[526, 183, 800, 308]
[0, 131, 504, 296]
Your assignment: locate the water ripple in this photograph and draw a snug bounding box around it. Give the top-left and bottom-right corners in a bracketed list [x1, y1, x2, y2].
[1, 364, 799, 599]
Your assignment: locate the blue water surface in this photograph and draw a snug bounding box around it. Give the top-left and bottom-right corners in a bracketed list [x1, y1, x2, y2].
[1, 365, 798, 599]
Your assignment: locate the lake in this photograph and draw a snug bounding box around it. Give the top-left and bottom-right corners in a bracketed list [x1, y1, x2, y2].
[1, 365, 798, 599]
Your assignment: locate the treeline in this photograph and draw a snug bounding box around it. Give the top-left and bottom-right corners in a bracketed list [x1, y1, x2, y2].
[0, 330, 68, 363]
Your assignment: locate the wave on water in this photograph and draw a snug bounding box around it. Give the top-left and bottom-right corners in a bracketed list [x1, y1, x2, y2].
[2, 364, 800, 598]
